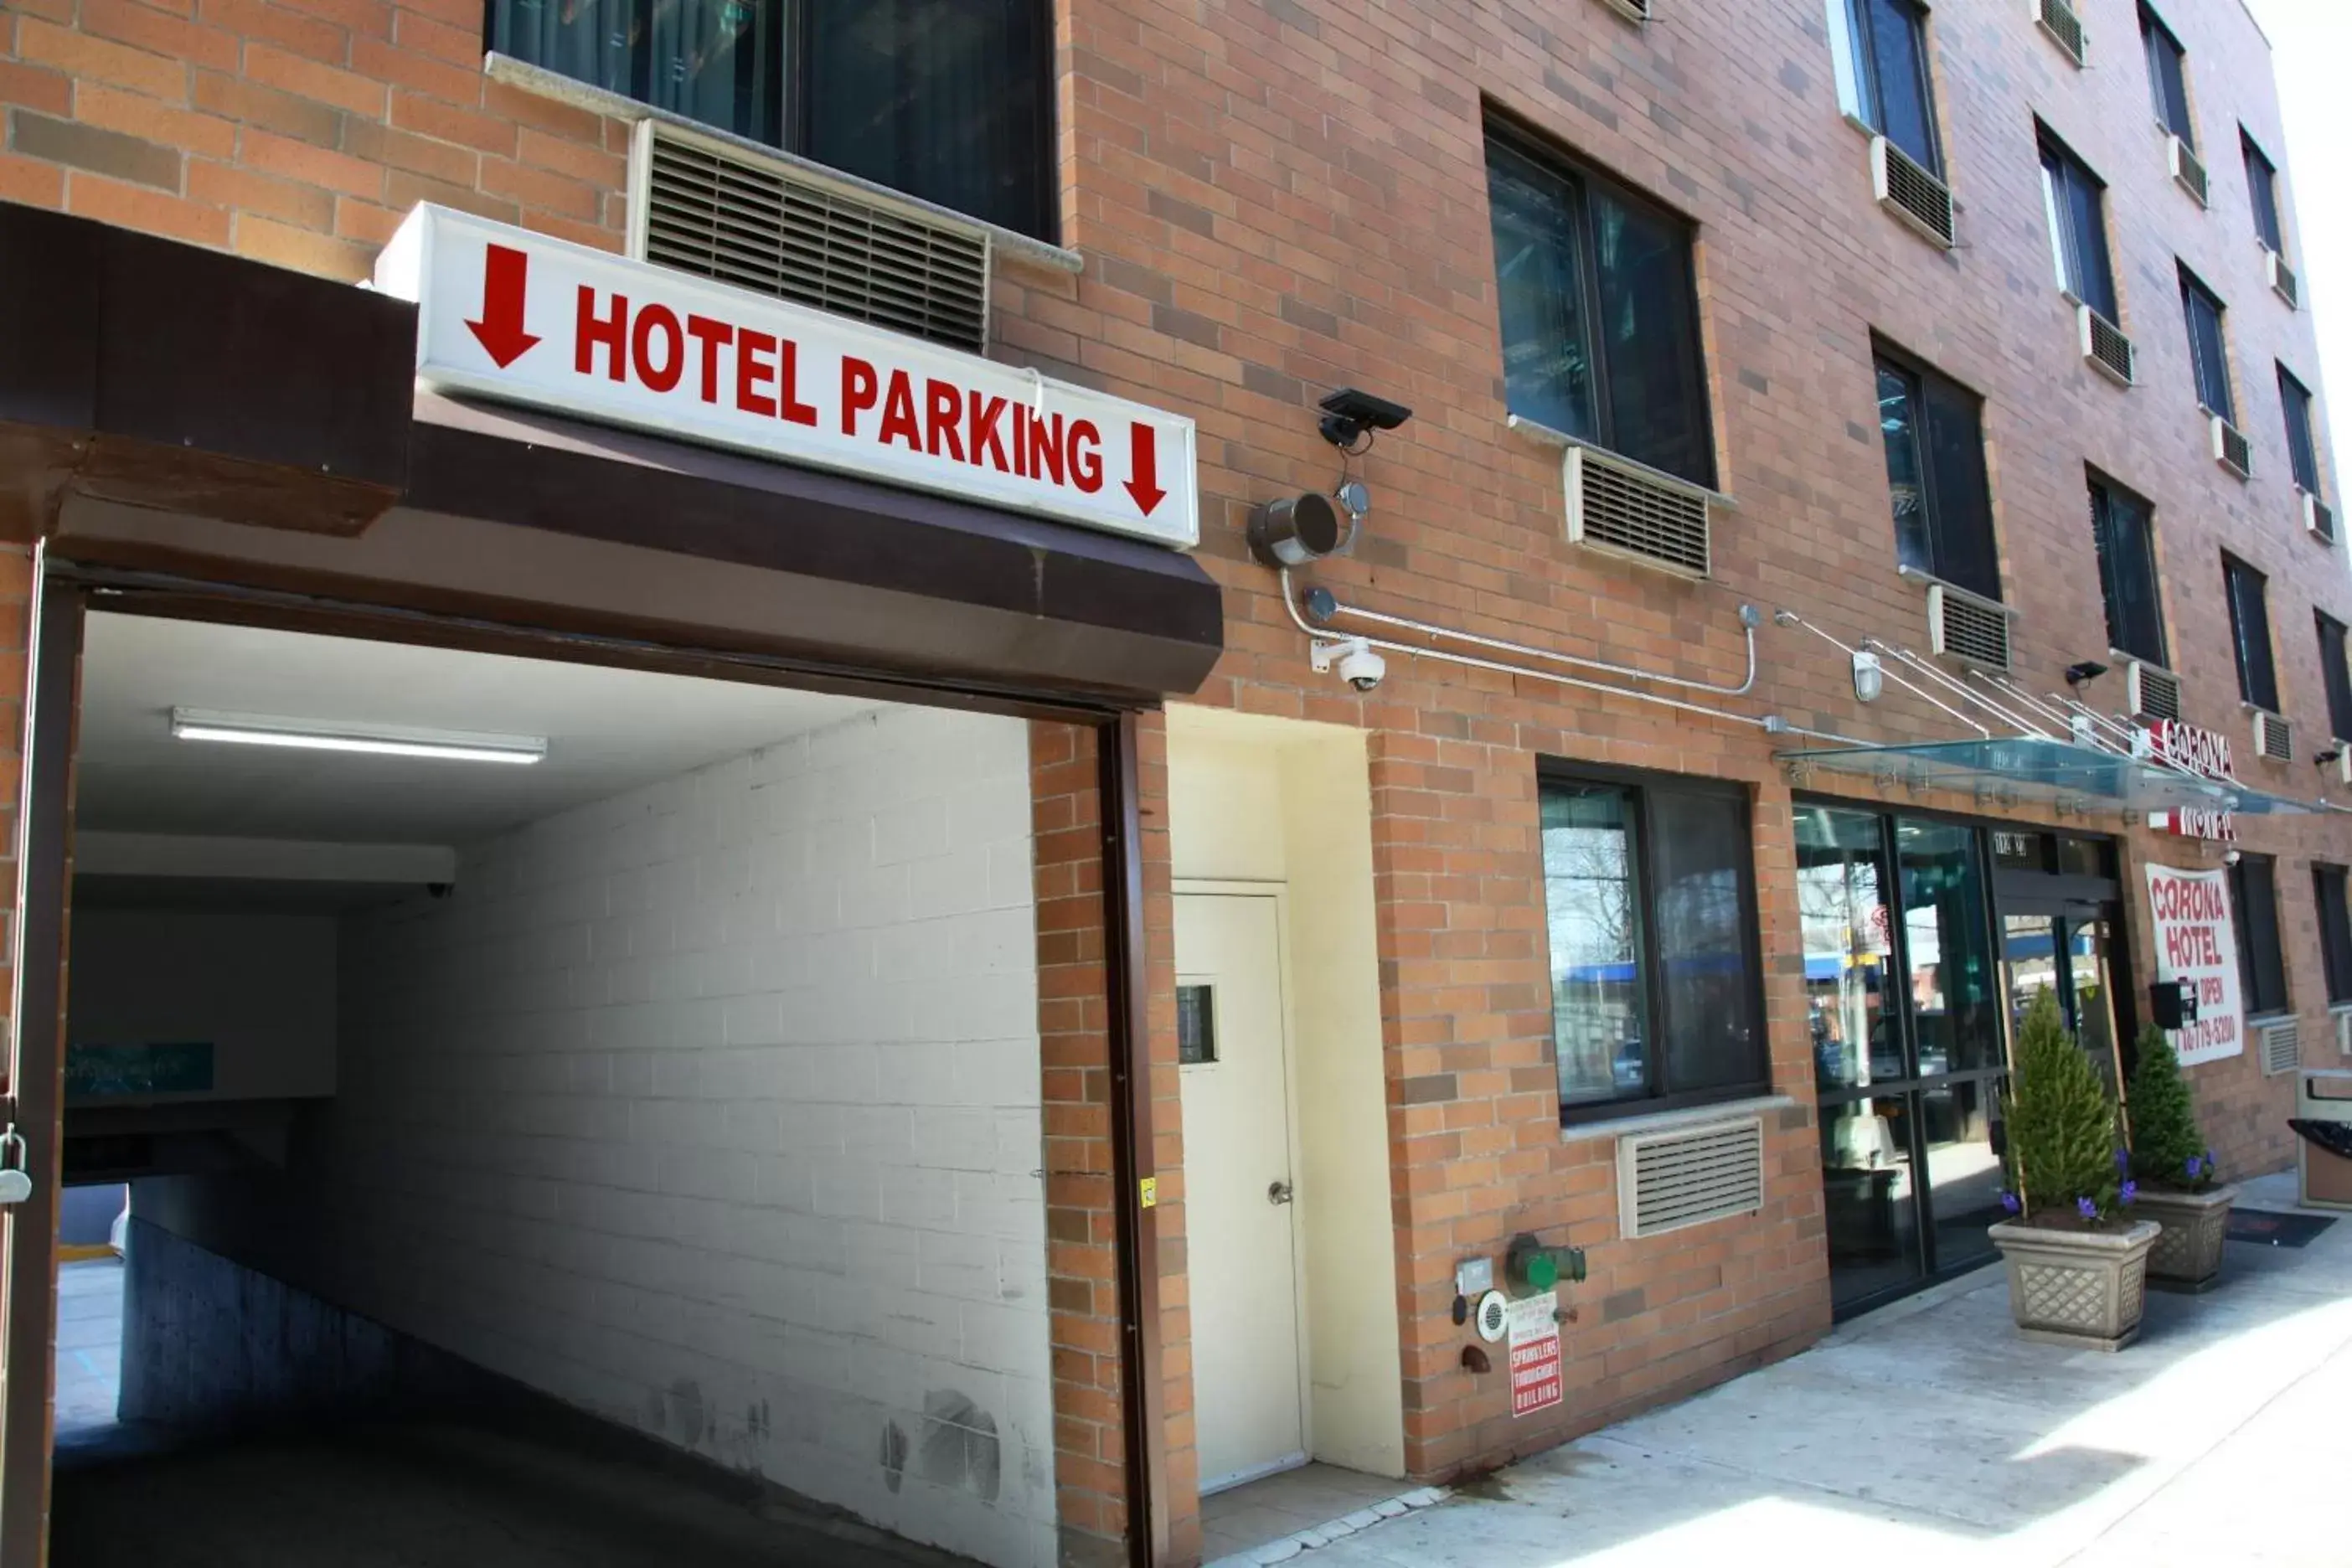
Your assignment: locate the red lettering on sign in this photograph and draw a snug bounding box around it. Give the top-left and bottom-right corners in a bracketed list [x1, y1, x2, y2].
[842, 357, 879, 436]
[632, 303, 683, 394]
[576, 286, 627, 381]
[687, 315, 733, 404]
[879, 370, 921, 451]
[735, 328, 777, 417]
[1029, 411, 1065, 485]
[1009, 405, 1031, 478]
[1069, 418, 1103, 494]
[924, 378, 966, 462]
[776, 340, 818, 427]
[967, 394, 1008, 472]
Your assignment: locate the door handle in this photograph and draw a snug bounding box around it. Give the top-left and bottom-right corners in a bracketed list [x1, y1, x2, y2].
[1267, 1179, 1294, 1205]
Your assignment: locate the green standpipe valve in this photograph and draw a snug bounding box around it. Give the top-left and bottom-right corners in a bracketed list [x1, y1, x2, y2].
[1505, 1233, 1586, 1293]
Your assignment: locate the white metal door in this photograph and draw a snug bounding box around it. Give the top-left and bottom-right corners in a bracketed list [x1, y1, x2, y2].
[1175, 890, 1304, 1493]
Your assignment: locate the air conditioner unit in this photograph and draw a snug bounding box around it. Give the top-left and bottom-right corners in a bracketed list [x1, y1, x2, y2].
[2168, 135, 2209, 208]
[1599, 0, 1652, 20]
[2253, 709, 2293, 763]
[1564, 446, 1712, 576]
[2268, 247, 2301, 311]
[2212, 413, 2253, 480]
[1617, 1116, 1764, 1240]
[2078, 304, 2134, 386]
[2334, 747, 2352, 786]
[628, 119, 992, 353]
[2035, 0, 2087, 66]
[1928, 582, 2013, 670]
[1871, 136, 1956, 249]
[2305, 488, 2338, 545]
[2337, 1009, 2351, 1055]
[2263, 1018, 2302, 1077]
[2126, 659, 2181, 722]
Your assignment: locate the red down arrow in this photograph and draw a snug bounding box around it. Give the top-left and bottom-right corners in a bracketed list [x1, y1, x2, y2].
[467, 243, 541, 369]
[1122, 421, 1166, 515]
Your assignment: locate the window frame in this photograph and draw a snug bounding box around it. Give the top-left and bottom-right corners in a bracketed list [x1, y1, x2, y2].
[2039, 129, 2119, 322]
[1830, 0, 1945, 177]
[2140, 3, 2195, 147]
[1874, 339, 2002, 602]
[2089, 472, 2169, 668]
[2230, 852, 2290, 1019]
[2318, 611, 2352, 742]
[2317, 864, 2352, 1008]
[2280, 364, 2324, 498]
[2179, 266, 2236, 425]
[1483, 118, 1719, 490]
[1539, 760, 1770, 1126]
[2223, 553, 2282, 713]
[2242, 130, 2287, 254]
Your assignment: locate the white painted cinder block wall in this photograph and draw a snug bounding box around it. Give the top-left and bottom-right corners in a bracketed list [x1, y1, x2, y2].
[317, 704, 1055, 1568]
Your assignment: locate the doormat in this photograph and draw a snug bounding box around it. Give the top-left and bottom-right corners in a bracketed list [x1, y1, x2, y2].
[2226, 1209, 2338, 1248]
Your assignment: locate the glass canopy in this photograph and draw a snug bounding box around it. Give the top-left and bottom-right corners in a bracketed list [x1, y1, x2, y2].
[1778, 735, 2314, 816]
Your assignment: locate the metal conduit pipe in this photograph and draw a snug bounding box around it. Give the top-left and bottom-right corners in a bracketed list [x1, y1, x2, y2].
[1283, 569, 1760, 698]
[1878, 643, 2054, 738]
[1772, 610, 1990, 736]
[1277, 570, 1776, 730]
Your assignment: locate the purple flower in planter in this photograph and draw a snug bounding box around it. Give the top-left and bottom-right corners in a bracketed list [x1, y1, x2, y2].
[2204, 1148, 2217, 1173]
[2186, 1155, 2204, 1180]
[2121, 1180, 2138, 1206]
[2000, 1191, 2021, 1215]
[2077, 1196, 2099, 1221]
[2116, 1148, 2131, 1173]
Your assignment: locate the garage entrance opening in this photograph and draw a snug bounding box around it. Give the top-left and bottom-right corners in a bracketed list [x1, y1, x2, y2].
[50, 611, 1069, 1568]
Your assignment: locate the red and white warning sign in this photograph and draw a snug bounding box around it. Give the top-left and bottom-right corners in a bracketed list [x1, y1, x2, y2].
[372, 205, 1199, 549]
[1506, 1292, 1563, 1418]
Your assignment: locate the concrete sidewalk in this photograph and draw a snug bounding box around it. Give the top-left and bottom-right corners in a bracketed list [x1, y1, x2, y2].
[1257, 1171, 2352, 1568]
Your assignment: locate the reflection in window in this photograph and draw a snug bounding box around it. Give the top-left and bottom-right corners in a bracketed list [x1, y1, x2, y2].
[1798, 807, 1896, 1094]
[1177, 984, 1216, 1065]
[1899, 818, 2000, 1077]
[1544, 784, 1648, 1106]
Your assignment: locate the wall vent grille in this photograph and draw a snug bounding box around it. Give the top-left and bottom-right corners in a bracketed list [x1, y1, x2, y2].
[2338, 1009, 2351, 1056]
[2212, 414, 2254, 480]
[1871, 137, 1956, 248]
[2037, 0, 2088, 65]
[2263, 1018, 2302, 1077]
[1617, 1117, 1765, 1240]
[2254, 709, 2294, 763]
[1565, 446, 1712, 576]
[2169, 135, 2210, 207]
[2127, 661, 2181, 723]
[632, 121, 991, 353]
[2305, 490, 2337, 545]
[2268, 248, 2301, 310]
[1929, 584, 2013, 670]
[2079, 305, 2135, 386]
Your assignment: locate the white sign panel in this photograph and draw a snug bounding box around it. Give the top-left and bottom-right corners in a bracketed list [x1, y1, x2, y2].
[372, 205, 1199, 549]
[2144, 864, 2244, 1066]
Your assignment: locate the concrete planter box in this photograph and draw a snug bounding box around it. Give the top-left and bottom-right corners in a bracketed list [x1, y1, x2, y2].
[1987, 1218, 2162, 1352]
[2134, 1183, 2239, 1292]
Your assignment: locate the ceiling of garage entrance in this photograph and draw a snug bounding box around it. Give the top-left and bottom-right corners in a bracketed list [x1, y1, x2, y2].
[77, 613, 885, 844]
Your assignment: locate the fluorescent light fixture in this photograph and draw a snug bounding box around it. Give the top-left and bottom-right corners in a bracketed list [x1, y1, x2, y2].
[169, 708, 546, 766]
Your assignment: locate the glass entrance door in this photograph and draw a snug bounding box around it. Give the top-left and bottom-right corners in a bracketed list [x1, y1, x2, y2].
[2003, 903, 2126, 1089]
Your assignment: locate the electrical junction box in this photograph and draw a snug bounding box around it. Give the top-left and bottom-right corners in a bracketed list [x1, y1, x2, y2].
[1455, 1257, 1494, 1297]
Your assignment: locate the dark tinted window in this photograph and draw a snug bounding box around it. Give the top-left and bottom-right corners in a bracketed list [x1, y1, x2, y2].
[1541, 771, 1764, 1119]
[2179, 268, 2235, 423]
[2091, 476, 2168, 666]
[1876, 348, 2000, 601]
[2141, 5, 2194, 144]
[2318, 865, 2352, 1007]
[2319, 612, 2352, 741]
[2231, 853, 2289, 1018]
[2040, 133, 2117, 321]
[1855, 0, 1940, 174]
[1485, 126, 1716, 487]
[489, 0, 1053, 240]
[2244, 132, 2285, 252]
[2224, 554, 2280, 712]
[2281, 366, 2324, 495]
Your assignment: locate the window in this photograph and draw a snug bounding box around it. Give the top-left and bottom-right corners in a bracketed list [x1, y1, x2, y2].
[487, 0, 1054, 239]
[2318, 865, 2352, 1007]
[2090, 475, 2167, 666]
[2230, 853, 2289, 1018]
[1875, 346, 1999, 600]
[2281, 366, 2324, 496]
[1484, 126, 1715, 487]
[1541, 768, 1764, 1118]
[2223, 554, 2280, 711]
[2040, 132, 2118, 321]
[2179, 267, 2235, 423]
[1828, 0, 1942, 175]
[2318, 612, 2352, 740]
[2141, 4, 2194, 146]
[2244, 132, 2286, 253]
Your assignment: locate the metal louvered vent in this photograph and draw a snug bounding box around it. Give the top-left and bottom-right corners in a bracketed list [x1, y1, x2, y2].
[2255, 709, 2294, 763]
[632, 121, 991, 353]
[1565, 446, 1711, 576]
[2037, 0, 2087, 65]
[2263, 1018, 2302, 1076]
[2339, 1009, 2351, 1055]
[2079, 305, 2135, 386]
[2212, 415, 2253, 480]
[2306, 490, 2337, 544]
[2270, 249, 2302, 310]
[1871, 137, 1956, 248]
[1929, 584, 2012, 670]
[2168, 136, 2210, 208]
[1600, 0, 1652, 19]
[2126, 661, 2181, 723]
[1617, 1117, 1764, 1240]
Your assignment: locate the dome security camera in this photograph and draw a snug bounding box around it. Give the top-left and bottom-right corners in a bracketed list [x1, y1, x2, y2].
[1312, 637, 1386, 693]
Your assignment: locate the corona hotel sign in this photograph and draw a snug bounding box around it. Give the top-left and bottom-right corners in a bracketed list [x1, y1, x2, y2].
[2143, 864, 2244, 1066]
[372, 205, 1200, 549]
[2138, 718, 2238, 784]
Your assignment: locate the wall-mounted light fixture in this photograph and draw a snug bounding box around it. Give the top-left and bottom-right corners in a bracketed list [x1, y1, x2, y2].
[2065, 660, 2110, 689]
[1852, 649, 1885, 704]
[170, 708, 548, 765]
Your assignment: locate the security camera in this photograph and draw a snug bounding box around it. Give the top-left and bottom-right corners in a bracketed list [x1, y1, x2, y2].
[2222, 849, 2242, 867]
[1312, 637, 1386, 692]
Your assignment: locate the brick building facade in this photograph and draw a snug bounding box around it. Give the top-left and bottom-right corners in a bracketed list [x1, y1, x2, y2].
[0, 0, 2344, 1565]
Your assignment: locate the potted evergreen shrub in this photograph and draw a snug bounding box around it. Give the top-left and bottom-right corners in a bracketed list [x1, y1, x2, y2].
[2126, 1026, 2237, 1291]
[1987, 990, 2161, 1351]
